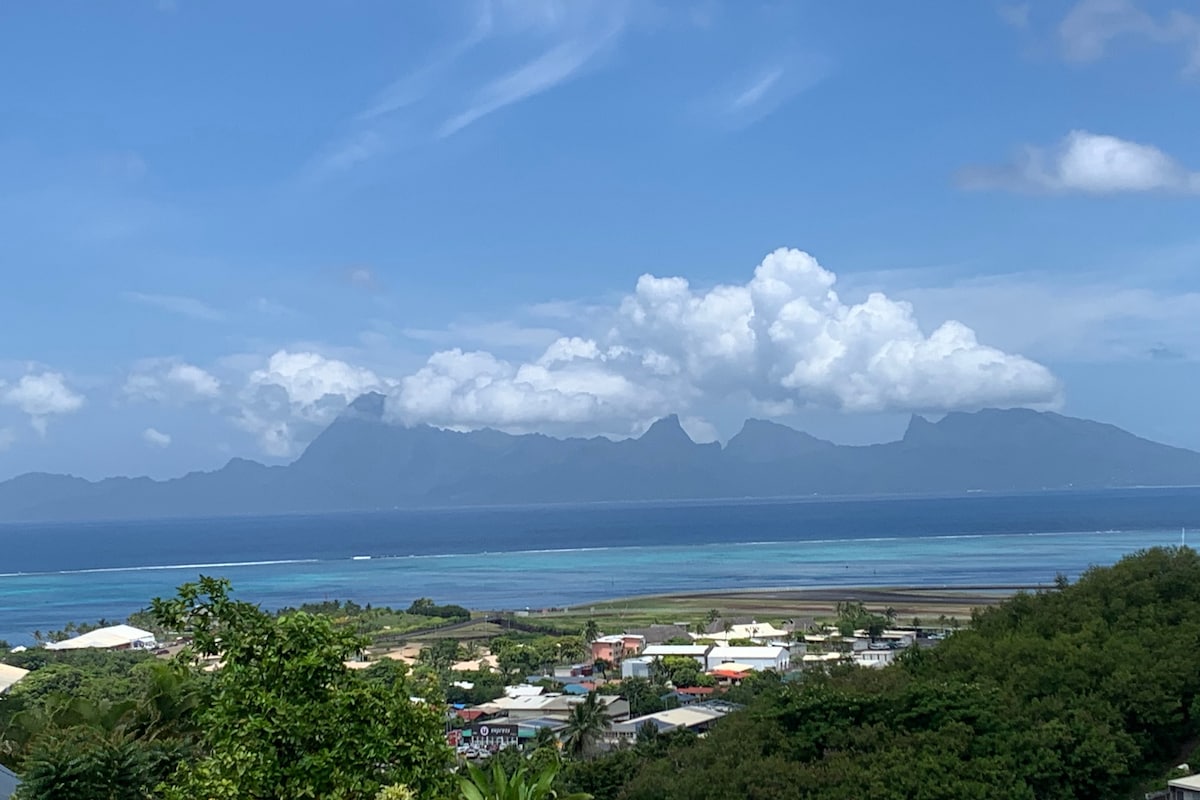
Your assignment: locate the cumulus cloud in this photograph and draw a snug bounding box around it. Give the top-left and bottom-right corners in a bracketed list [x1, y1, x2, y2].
[124, 360, 221, 402]
[614, 248, 1061, 414]
[388, 344, 671, 435]
[237, 350, 388, 457]
[959, 130, 1200, 194]
[0, 372, 86, 434]
[142, 427, 172, 448]
[385, 248, 1060, 434]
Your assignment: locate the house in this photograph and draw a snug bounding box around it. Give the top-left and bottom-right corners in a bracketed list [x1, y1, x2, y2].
[642, 644, 712, 667]
[43, 624, 157, 651]
[698, 622, 791, 644]
[609, 700, 742, 742]
[1169, 774, 1200, 800]
[620, 634, 645, 656]
[0, 664, 30, 694]
[0, 764, 18, 800]
[852, 650, 896, 669]
[591, 635, 628, 664]
[488, 693, 630, 722]
[706, 645, 789, 672]
[621, 656, 654, 679]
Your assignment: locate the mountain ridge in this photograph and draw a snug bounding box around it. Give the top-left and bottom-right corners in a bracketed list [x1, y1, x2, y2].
[2, 398, 1199, 522]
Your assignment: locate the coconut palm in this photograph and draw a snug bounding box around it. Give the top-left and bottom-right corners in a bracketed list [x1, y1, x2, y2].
[582, 619, 600, 644]
[561, 692, 612, 759]
[458, 761, 590, 800]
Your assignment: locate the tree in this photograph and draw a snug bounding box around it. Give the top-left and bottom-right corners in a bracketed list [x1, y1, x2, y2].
[151, 577, 452, 799]
[458, 761, 591, 800]
[562, 693, 613, 760]
[419, 638, 463, 672]
[592, 659, 612, 679]
[583, 620, 601, 644]
[705, 609, 720, 625]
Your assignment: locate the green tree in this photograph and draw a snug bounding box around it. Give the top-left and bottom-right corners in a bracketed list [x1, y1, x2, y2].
[151, 576, 452, 799]
[562, 693, 612, 760]
[458, 761, 590, 800]
[582, 620, 601, 644]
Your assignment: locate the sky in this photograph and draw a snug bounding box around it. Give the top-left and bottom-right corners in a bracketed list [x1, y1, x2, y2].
[2, 0, 1200, 481]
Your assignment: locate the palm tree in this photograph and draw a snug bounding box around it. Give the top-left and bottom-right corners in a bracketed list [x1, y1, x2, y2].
[458, 761, 590, 800]
[582, 619, 600, 644]
[884, 606, 897, 625]
[533, 726, 559, 751]
[561, 692, 612, 759]
[591, 658, 611, 679]
[705, 609, 720, 625]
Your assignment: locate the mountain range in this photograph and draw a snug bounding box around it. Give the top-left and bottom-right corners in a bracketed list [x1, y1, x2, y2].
[2, 393, 1199, 522]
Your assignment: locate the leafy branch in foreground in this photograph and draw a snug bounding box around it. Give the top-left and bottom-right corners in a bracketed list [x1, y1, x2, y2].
[150, 576, 453, 800]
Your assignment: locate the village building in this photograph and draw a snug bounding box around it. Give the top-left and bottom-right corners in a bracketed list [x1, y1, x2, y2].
[706, 644, 790, 672]
[43, 624, 157, 651]
[0, 663, 30, 694]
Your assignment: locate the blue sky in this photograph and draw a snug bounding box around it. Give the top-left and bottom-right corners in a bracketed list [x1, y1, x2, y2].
[2, 0, 1200, 480]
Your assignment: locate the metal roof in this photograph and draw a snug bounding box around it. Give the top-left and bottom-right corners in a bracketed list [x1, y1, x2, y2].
[0, 664, 30, 694]
[43, 625, 156, 651]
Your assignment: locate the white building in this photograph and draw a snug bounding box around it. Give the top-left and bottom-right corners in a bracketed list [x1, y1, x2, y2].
[609, 701, 741, 742]
[1169, 773, 1200, 800]
[695, 622, 791, 644]
[487, 693, 630, 722]
[706, 645, 789, 672]
[621, 656, 653, 679]
[0, 664, 29, 694]
[852, 650, 896, 669]
[641, 644, 711, 667]
[44, 625, 157, 651]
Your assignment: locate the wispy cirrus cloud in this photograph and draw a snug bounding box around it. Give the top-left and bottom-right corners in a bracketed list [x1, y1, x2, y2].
[124, 291, 223, 321]
[713, 53, 832, 128]
[1059, 0, 1200, 75]
[307, 0, 632, 179]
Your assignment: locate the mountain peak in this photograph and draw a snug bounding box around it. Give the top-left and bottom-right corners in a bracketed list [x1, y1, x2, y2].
[638, 414, 694, 446]
[342, 392, 387, 422]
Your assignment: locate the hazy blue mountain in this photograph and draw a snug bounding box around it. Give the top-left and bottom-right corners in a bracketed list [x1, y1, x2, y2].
[2, 395, 1199, 521]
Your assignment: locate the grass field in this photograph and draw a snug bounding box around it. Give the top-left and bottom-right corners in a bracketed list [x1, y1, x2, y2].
[524, 585, 1030, 632]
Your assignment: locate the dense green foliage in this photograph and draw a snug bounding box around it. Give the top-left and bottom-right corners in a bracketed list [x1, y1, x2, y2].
[459, 761, 590, 800]
[569, 547, 1200, 799]
[151, 577, 452, 800]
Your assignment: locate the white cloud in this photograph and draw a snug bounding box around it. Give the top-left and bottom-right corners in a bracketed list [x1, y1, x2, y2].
[438, 30, 618, 138]
[615, 248, 1061, 414]
[385, 248, 1060, 434]
[142, 427, 172, 448]
[388, 345, 668, 435]
[124, 360, 221, 403]
[1060, 0, 1200, 74]
[237, 350, 388, 457]
[309, 0, 630, 178]
[168, 364, 221, 398]
[714, 54, 832, 128]
[124, 291, 223, 321]
[728, 68, 784, 112]
[959, 130, 1200, 194]
[0, 372, 86, 434]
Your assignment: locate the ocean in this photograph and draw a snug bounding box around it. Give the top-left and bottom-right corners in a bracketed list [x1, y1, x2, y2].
[2, 488, 1198, 644]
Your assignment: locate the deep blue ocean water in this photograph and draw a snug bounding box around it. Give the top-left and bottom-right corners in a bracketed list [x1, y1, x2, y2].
[2, 488, 1199, 644]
